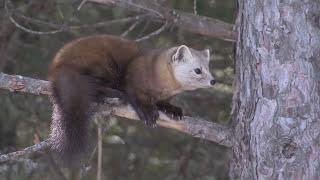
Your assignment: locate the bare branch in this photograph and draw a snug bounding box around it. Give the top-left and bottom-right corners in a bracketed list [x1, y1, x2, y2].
[0, 72, 233, 165]
[193, 0, 198, 15]
[0, 72, 233, 148]
[5, 0, 146, 35]
[0, 73, 51, 95]
[97, 123, 103, 180]
[135, 21, 168, 42]
[77, 0, 88, 10]
[0, 72, 232, 162]
[15, 11, 143, 31]
[68, 15, 145, 30]
[6, 13, 64, 35]
[0, 139, 49, 163]
[121, 20, 141, 37]
[8, 13, 145, 35]
[4, 0, 64, 35]
[5, 0, 236, 41]
[15, 13, 61, 29]
[90, 0, 164, 18]
[111, 105, 233, 147]
[33, 133, 67, 180]
[88, 0, 237, 41]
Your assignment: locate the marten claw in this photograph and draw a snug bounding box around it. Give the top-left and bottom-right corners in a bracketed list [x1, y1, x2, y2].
[145, 120, 157, 128]
[152, 123, 157, 128]
[143, 110, 159, 128]
[164, 109, 182, 121]
[157, 103, 183, 121]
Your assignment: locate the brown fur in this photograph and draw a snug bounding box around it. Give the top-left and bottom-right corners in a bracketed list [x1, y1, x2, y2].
[49, 35, 141, 90]
[125, 48, 183, 102]
[48, 35, 183, 167]
[125, 48, 184, 126]
[49, 35, 142, 167]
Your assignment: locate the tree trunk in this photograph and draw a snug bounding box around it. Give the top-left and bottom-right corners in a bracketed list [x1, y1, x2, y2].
[230, 0, 320, 179]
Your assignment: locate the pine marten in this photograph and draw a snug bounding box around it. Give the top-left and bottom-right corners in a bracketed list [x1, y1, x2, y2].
[48, 34, 215, 167]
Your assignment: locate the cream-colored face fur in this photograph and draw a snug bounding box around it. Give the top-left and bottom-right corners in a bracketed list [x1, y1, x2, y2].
[170, 45, 215, 91]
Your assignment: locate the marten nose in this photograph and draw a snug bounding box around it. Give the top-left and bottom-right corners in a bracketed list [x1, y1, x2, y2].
[210, 80, 216, 86]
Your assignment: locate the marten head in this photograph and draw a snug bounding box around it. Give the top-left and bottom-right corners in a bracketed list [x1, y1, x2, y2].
[170, 45, 215, 91]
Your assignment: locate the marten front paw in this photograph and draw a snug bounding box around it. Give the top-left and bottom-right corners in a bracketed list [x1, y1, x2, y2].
[157, 103, 183, 120]
[163, 107, 183, 120]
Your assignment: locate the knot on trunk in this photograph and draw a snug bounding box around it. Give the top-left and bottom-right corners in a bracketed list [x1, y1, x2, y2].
[281, 140, 297, 159]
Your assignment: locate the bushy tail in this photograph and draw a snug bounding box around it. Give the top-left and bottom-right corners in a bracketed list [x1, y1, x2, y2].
[49, 68, 94, 167]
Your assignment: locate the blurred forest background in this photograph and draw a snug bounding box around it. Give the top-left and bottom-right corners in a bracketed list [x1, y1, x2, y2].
[0, 0, 235, 179]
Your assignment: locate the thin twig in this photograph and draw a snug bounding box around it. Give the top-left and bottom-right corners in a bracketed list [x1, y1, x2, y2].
[69, 15, 144, 29]
[121, 20, 141, 37]
[9, 13, 145, 35]
[88, 0, 237, 41]
[5, 1, 63, 35]
[77, 0, 88, 10]
[9, 16, 64, 35]
[135, 21, 168, 42]
[97, 123, 102, 180]
[33, 131, 67, 180]
[82, 118, 111, 176]
[7, 15, 63, 35]
[15, 13, 61, 29]
[6, 0, 146, 36]
[137, 20, 150, 37]
[90, 0, 164, 18]
[125, 0, 163, 18]
[193, 0, 198, 15]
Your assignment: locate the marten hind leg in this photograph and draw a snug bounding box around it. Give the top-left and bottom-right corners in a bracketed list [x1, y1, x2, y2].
[83, 75, 127, 103]
[95, 86, 127, 103]
[156, 101, 183, 120]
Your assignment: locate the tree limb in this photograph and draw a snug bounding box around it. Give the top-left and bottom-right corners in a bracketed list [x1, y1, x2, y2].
[87, 0, 237, 41]
[135, 21, 168, 42]
[5, 0, 146, 36]
[0, 139, 49, 163]
[0, 72, 233, 162]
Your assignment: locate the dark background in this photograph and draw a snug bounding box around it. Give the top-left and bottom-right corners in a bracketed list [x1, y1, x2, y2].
[0, 0, 235, 179]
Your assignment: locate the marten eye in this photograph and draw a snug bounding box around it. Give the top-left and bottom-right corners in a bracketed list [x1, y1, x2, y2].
[194, 68, 202, 74]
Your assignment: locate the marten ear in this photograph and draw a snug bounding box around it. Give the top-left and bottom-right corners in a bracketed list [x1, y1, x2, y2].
[172, 45, 192, 63]
[202, 49, 210, 62]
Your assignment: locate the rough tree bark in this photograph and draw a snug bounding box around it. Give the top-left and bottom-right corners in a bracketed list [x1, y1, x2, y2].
[230, 0, 320, 179]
